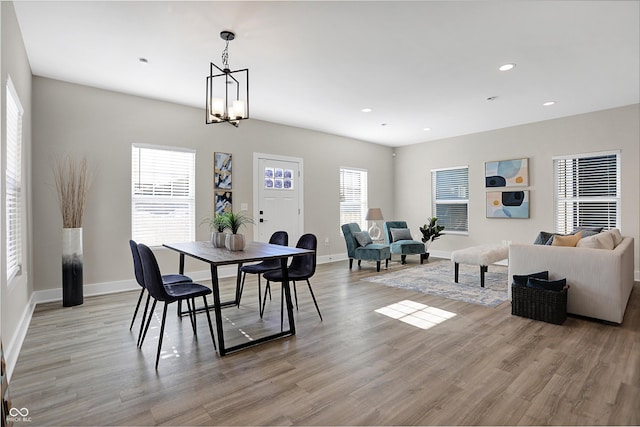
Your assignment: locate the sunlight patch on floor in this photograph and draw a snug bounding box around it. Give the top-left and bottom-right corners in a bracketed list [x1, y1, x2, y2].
[375, 300, 456, 330]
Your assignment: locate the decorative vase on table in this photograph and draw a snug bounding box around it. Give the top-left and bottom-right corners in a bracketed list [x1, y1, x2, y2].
[225, 233, 246, 251]
[62, 227, 83, 307]
[211, 231, 227, 248]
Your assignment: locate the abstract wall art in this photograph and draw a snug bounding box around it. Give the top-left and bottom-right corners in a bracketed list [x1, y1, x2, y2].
[214, 152, 232, 189]
[487, 191, 529, 218]
[214, 191, 232, 215]
[485, 158, 528, 187]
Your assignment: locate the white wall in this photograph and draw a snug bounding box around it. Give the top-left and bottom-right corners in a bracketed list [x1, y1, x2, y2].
[30, 77, 395, 294]
[394, 104, 640, 276]
[1, 1, 34, 376]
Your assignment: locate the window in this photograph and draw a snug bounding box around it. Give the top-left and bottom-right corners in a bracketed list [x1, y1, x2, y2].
[340, 168, 368, 231]
[6, 78, 24, 282]
[431, 166, 469, 233]
[554, 150, 620, 234]
[132, 144, 196, 246]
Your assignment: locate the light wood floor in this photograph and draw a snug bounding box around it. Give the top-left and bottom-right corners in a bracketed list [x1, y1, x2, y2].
[9, 258, 640, 426]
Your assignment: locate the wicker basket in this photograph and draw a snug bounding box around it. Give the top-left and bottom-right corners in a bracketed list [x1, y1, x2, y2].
[511, 284, 568, 325]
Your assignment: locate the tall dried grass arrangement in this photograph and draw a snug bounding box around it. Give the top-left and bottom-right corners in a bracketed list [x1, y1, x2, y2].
[53, 156, 91, 228]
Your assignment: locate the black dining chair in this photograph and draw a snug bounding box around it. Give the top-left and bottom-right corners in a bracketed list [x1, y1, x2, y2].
[129, 240, 192, 346]
[237, 231, 288, 317]
[137, 243, 216, 369]
[263, 233, 321, 328]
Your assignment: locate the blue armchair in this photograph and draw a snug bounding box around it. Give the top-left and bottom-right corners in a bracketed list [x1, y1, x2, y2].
[342, 223, 390, 272]
[383, 221, 426, 264]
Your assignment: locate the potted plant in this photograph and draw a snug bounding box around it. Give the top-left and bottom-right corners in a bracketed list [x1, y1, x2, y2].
[223, 211, 254, 251]
[419, 217, 445, 261]
[201, 213, 229, 248]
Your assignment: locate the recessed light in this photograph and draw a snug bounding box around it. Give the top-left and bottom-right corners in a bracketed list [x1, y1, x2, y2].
[381, 123, 387, 127]
[543, 101, 556, 106]
[138, 57, 149, 64]
[499, 63, 516, 71]
[423, 127, 431, 131]
[361, 108, 372, 113]
[486, 96, 498, 101]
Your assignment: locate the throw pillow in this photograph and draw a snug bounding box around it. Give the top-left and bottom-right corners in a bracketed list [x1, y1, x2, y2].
[354, 231, 373, 247]
[551, 231, 582, 247]
[512, 271, 549, 287]
[390, 228, 413, 242]
[533, 231, 554, 245]
[606, 228, 623, 247]
[526, 277, 567, 292]
[576, 226, 604, 234]
[576, 232, 614, 250]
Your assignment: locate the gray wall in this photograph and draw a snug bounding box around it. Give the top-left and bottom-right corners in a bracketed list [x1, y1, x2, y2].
[31, 77, 395, 292]
[1, 1, 33, 356]
[394, 104, 640, 275]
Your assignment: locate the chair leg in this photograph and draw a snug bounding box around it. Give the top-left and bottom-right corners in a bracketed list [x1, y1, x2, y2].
[237, 272, 246, 308]
[306, 279, 323, 321]
[202, 296, 217, 350]
[358, 259, 362, 267]
[137, 293, 152, 347]
[257, 274, 263, 318]
[386, 259, 389, 269]
[376, 261, 381, 272]
[293, 281, 299, 310]
[155, 302, 169, 369]
[185, 299, 196, 335]
[454, 262, 460, 283]
[401, 255, 407, 264]
[139, 298, 157, 348]
[262, 280, 270, 316]
[349, 258, 353, 269]
[130, 288, 145, 330]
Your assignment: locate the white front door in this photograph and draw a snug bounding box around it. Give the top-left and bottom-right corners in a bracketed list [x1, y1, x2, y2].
[253, 153, 304, 244]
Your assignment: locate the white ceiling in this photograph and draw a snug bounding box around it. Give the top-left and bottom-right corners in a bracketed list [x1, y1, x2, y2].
[13, 1, 640, 147]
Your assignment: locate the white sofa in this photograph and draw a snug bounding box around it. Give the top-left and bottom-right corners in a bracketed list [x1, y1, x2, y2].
[508, 236, 634, 324]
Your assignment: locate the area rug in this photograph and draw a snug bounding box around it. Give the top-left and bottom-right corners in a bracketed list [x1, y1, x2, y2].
[361, 260, 509, 307]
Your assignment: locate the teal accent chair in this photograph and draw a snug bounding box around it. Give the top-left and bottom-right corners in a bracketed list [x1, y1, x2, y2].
[383, 221, 426, 265]
[341, 223, 390, 272]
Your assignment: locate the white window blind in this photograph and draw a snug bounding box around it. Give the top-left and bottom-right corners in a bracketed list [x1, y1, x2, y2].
[554, 151, 620, 234]
[6, 78, 23, 282]
[432, 166, 469, 233]
[132, 145, 195, 246]
[340, 168, 368, 231]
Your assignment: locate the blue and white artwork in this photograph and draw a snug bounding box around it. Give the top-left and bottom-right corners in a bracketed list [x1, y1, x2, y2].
[215, 191, 232, 215]
[214, 152, 232, 189]
[487, 191, 529, 218]
[485, 158, 528, 187]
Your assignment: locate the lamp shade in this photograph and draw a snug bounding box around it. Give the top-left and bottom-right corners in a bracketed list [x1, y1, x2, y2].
[365, 208, 384, 221]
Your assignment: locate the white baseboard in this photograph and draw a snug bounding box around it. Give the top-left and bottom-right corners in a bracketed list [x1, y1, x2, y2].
[5, 293, 37, 383]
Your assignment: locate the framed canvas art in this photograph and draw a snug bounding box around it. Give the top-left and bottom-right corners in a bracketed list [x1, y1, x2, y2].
[215, 191, 232, 215]
[487, 191, 529, 218]
[485, 158, 528, 187]
[214, 152, 232, 189]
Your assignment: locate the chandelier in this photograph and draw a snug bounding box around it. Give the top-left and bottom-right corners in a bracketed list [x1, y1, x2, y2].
[206, 31, 249, 127]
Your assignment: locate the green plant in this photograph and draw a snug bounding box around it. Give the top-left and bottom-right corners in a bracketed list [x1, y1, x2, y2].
[419, 217, 445, 250]
[223, 211, 254, 234]
[201, 213, 229, 232]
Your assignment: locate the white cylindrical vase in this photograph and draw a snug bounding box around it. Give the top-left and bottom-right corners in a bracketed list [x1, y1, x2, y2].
[62, 227, 83, 307]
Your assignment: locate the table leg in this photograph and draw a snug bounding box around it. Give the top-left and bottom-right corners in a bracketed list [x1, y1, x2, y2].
[210, 264, 226, 356]
[281, 257, 296, 335]
[178, 253, 185, 317]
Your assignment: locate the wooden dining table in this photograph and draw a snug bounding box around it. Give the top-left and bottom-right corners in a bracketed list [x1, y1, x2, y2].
[163, 240, 313, 356]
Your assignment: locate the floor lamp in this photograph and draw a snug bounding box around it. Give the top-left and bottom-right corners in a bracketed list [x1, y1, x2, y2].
[365, 208, 384, 240]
